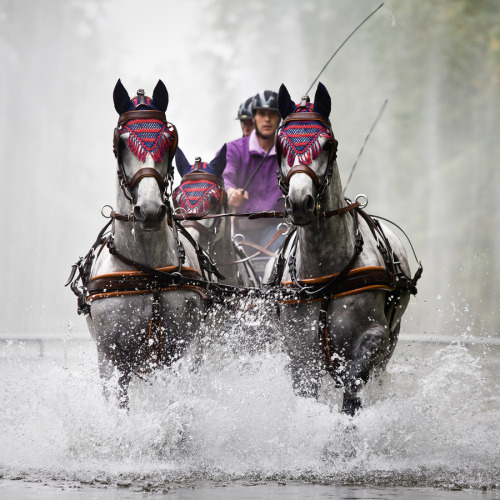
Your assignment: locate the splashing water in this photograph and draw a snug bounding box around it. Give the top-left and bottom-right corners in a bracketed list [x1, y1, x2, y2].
[0, 319, 499, 493]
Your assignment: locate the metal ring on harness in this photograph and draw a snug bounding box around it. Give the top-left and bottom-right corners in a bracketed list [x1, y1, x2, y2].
[173, 206, 188, 218]
[355, 194, 368, 209]
[233, 233, 246, 246]
[277, 221, 291, 235]
[101, 205, 114, 219]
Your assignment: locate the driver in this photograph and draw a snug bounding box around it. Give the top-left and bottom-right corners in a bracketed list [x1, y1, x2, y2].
[223, 90, 284, 276]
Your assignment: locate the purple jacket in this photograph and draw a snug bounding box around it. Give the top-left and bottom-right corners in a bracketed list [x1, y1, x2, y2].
[223, 130, 284, 213]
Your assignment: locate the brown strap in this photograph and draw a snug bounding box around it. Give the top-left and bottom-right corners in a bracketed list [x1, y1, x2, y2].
[128, 167, 166, 191]
[286, 164, 320, 188]
[319, 201, 360, 219]
[110, 211, 132, 222]
[237, 240, 279, 258]
[117, 110, 167, 127]
[89, 265, 202, 282]
[232, 228, 288, 262]
[281, 265, 391, 287]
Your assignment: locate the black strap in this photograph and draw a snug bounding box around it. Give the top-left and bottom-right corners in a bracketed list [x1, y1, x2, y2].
[174, 219, 226, 281]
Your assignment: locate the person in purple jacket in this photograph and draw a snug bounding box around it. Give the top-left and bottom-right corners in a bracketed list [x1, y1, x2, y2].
[223, 90, 285, 276]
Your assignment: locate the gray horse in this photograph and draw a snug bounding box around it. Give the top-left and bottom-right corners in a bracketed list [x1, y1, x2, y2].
[173, 147, 258, 289]
[82, 80, 206, 406]
[267, 82, 420, 416]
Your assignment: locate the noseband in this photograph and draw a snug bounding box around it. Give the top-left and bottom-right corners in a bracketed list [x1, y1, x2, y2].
[113, 108, 178, 205]
[275, 107, 338, 201]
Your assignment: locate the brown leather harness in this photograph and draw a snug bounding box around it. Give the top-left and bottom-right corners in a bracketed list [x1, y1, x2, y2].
[67, 101, 422, 370]
[270, 107, 422, 382]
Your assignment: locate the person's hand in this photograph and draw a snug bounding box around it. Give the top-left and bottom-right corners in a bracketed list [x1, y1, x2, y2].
[227, 187, 249, 208]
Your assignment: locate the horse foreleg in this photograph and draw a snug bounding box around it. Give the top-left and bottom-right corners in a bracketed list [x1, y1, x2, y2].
[341, 324, 387, 416]
[97, 346, 132, 409]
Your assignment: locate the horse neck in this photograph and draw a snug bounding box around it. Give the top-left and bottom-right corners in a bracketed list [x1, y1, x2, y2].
[296, 163, 355, 278]
[113, 181, 179, 268]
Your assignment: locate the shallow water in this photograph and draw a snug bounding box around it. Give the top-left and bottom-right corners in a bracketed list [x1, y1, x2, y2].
[1, 481, 499, 500]
[1, 326, 499, 497]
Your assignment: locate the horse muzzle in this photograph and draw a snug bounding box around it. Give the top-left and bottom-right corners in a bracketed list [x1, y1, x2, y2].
[285, 193, 315, 226]
[133, 202, 167, 231]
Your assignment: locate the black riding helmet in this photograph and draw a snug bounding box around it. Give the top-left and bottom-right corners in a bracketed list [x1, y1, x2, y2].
[251, 90, 278, 112]
[236, 96, 254, 120]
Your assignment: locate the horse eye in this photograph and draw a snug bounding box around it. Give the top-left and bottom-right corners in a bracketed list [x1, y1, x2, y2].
[323, 141, 332, 151]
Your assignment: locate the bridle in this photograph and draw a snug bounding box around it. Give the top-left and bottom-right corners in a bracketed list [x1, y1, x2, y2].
[113, 97, 178, 206]
[173, 164, 227, 254]
[275, 97, 338, 205]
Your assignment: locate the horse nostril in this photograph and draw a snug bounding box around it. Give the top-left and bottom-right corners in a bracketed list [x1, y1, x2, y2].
[157, 204, 167, 221]
[285, 196, 293, 215]
[304, 195, 315, 213]
[134, 205, 145, 221]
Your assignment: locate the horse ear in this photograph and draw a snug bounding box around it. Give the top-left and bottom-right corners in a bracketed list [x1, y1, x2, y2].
[113, 79, 131, 114]
[209, 144, 227, 176]
[174, 147, 191, 177]
[152, 79, 169, 112]
[312, 82, 331, 119]
[278, 84, 295, 120]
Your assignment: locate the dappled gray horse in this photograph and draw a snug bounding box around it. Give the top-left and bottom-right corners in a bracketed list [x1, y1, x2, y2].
[268, 82, 421, 415]
[173, 147, 258, 288]
[69, 80, 206, 406]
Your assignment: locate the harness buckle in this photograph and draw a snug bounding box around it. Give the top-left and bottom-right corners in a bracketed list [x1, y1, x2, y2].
[107, 239, 116, 254]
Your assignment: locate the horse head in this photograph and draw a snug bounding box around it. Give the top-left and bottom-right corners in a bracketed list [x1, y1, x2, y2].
[113, 79, 178, 231]
[172, 145, 227, 249]
[276, 82, 338, 226]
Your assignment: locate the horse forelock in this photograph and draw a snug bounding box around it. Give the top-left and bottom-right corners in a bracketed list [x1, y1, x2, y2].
[173, 178, 223, 214]
[279, 112, 331, 168]
[120, 119, 174, 163]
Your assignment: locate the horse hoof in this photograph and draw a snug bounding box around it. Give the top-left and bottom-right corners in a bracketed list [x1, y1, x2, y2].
[341, 395, 362, 416]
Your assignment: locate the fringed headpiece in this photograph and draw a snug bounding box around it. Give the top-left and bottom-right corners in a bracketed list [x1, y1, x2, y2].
[278, 103, 331, 168]
[173, 146, 227, 213]
[120, 119, 174, 163]
[173, 174, 223, 214]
